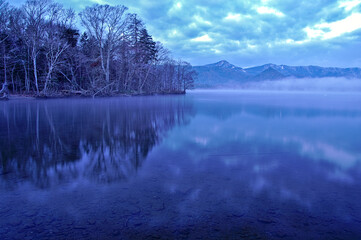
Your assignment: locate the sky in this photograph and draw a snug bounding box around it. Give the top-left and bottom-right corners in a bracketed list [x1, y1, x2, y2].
[10, 0, 361, 68]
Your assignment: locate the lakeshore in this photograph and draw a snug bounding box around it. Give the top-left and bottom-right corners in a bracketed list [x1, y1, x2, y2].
[1, 91, 187, 101]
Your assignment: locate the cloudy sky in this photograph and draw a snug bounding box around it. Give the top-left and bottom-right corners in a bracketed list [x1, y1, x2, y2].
[11, 0, 361, 68]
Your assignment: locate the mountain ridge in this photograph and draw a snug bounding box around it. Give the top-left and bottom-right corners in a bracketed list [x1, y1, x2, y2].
[193, 61, 361, 88]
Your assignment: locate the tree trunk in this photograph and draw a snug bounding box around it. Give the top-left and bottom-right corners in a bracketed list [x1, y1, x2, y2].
[3, 47, 7, 85]
[11, 64, 15, 92]
[32, 46, 39, 94]
[106, 46, 110, 83]
[0, 81, 9, 99]
[43, 67, 52, 94]
[23, 61, 29, 93]
[99, 41, 107, 83]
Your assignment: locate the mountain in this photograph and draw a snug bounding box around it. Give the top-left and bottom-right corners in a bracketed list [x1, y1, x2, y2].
[245, 64, 361, 78]
[253, 67, 286, 81]
[193, 61, 361, 88]
[206, 60, 238, 69]
[193, 60, 248, 88]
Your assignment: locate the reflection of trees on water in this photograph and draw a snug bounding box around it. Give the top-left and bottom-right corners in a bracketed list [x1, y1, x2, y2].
[0, 97, 194, 187]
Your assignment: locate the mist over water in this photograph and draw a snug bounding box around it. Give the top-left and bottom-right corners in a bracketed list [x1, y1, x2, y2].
[242, 77, 361, 92]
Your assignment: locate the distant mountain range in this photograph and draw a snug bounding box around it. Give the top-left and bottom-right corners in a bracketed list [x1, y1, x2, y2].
[193, 60, 361, 88]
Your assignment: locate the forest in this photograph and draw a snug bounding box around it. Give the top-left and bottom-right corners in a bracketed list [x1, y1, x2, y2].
[0, 0, 196, 98]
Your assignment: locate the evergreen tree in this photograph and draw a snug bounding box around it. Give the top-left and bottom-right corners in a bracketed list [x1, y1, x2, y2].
[139, 28, 157, 64]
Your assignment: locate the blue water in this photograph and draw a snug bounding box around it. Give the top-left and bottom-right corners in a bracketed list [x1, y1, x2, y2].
[1, 90, 361, 239]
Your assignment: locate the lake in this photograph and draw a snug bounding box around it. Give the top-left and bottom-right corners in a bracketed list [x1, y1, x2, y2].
[1, 90, 361, 239]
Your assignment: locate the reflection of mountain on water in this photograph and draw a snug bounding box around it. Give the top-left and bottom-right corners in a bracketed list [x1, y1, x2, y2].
[0, 97, 194, 187]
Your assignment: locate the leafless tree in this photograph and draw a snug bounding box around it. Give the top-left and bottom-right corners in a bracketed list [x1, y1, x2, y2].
[22, 0, 52, 94]
[80, 4, 128, 85]
[42, 6, 75, 94]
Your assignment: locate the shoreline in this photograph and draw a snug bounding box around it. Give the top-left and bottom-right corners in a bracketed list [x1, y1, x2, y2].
[2, 91, 186, 101]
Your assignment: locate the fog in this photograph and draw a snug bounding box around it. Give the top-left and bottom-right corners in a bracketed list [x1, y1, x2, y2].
[242, 77, 361, 92]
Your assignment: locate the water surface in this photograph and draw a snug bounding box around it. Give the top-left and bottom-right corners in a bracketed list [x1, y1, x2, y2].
[1, 90, 361, 239]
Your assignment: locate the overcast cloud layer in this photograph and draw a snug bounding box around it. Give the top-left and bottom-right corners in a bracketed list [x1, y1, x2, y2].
[11, 0, 361, 68]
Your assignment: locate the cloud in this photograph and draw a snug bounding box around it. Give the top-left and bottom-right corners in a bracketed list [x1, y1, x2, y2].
[193, 15, 212, 26]
[168, 2, 183, 15]
[305, 12, 361, 40]
[256, 6, 285, 17]
[90, 0, 109, 5]
[224, 13, 245, 22]
[191, 34, 213, 42]
[339, 0, 361, 11]
[10, 0, 361, 68]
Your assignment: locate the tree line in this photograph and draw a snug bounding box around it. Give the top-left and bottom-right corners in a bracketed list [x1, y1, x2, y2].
[0, 0, 196, 97]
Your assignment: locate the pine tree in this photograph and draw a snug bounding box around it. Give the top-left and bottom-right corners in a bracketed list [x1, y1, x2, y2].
[139, 28, 157, 64]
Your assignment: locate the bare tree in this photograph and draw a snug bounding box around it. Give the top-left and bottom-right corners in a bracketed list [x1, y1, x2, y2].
[0, 0, 8, 32]
[0, 0, 9, 92]
[6, 7, 30, 92]
[179, 61, 196, 92]
[22, 0, 52, 94]
[79, 4, 128, 85]
[42, 6, 75, 94]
